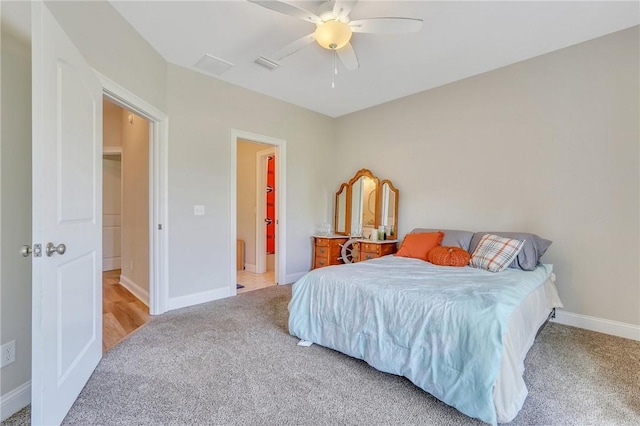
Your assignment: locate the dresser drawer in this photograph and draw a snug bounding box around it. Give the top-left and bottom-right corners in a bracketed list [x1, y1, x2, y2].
[313, 236, 348, 269]
[359, 242, 381, 254]
[314, 255, 330, 269]
[315, 245, 330, 256]
[358, 241, 397, 262]
[315, 238, 331, 247]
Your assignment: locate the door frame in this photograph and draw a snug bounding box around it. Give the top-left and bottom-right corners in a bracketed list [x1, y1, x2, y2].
[230, 129, 286, 294]
[97, 72, 169, 315]
[255, 146, 276, 275]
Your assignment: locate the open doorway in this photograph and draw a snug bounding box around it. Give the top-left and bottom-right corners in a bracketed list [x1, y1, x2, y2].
[101, 98, 150, 351]
[236, 140, 277, 293]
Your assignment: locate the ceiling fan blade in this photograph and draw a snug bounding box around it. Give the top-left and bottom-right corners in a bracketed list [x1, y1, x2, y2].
[332, 0, 358, 21]
[271, 33, 316, 60]
[248, 1, 322, 24]
[337, 42, 359, 71]
[350, 18, 423, 34]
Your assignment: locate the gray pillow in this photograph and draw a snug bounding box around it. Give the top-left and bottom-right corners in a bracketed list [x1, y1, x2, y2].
[410, 228, 474, 251]
[469, 232, 552, 271]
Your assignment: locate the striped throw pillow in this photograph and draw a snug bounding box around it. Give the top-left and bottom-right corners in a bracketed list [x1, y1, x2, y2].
[469, 234, 525, 272]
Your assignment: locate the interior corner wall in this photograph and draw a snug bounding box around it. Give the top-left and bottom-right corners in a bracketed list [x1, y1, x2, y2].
[120, 110, 150, 303]
[335, 26, 640, 327]
[46, 0, 167, 111]
[237, 140, 266, 270]
[166, 63, 335, 299]
[0, 18, 32, 410]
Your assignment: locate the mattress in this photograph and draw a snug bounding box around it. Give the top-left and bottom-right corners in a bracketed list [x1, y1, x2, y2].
[289, 256, 563, 425]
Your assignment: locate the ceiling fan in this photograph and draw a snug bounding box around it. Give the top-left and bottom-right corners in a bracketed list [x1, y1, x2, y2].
[249, 0, 423, 74]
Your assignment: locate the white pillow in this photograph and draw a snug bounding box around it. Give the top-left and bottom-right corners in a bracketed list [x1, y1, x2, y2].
[469, 234, 525, 272]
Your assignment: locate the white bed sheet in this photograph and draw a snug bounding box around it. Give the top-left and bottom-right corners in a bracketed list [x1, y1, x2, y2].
[495, 276, 563, 422]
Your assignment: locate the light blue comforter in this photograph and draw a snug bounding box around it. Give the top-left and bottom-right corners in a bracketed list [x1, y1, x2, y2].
[288, 256, 553, 425]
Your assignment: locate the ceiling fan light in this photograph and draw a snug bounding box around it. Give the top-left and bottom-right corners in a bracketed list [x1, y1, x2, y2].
[315, 20, 352, 50]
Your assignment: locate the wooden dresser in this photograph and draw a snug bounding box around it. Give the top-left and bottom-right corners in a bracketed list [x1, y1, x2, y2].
[354, 240, 397, 262]
[313, 235, 349, 269]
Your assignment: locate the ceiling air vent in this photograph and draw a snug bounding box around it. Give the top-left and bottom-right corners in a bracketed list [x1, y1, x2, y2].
[195, 54, 234, 76]
[254, 56, 280, 71]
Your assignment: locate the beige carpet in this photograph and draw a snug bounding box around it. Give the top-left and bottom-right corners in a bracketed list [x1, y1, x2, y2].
[3, 284, 639, 425]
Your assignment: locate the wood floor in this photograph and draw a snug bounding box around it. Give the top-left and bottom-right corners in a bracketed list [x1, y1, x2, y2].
[103, 269, 149, 352]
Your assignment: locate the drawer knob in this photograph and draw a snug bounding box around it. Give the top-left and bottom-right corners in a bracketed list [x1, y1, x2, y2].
[319, 248, 326, 254]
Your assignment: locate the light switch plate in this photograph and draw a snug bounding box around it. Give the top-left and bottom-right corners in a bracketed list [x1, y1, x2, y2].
[194, 205, 205, 216]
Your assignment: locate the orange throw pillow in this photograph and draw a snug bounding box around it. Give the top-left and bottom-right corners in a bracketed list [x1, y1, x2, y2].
[427, 246, 471, 267]
[395, 232, 444, 261]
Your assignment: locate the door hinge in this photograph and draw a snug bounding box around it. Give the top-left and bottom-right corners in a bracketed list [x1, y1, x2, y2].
[33, 244, 42, 257]
[158, 224, 163, 230]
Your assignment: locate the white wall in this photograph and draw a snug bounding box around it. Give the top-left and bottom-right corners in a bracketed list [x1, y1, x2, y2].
[237, 140, 265, 270]
[335, 27, 640, 328]
[0, 12, 32, 416]
[166, 63, 335, 300]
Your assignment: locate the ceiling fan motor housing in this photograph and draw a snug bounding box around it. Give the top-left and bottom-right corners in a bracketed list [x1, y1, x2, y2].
[315, 20, 353, 50]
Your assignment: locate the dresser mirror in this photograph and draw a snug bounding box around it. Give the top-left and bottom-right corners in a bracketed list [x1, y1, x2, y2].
[334, 183, 348, 235]
[380, 180, 399, 240]
[333, 168, 398, 239]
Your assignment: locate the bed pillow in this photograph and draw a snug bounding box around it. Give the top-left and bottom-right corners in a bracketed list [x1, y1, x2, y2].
[396, 231, 444, 261]
[469, 234, 524, 272]
[427, 246, 471, 267]
[410, 228, 474, 250]
[469, 232, 552, 271]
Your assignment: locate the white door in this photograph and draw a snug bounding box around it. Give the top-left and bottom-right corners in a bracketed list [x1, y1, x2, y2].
[31, 2, 103, 424]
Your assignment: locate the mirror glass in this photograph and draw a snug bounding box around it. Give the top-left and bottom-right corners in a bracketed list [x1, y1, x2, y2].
[349, 173, 377, 237]
[381, 181, 398, 239]
[334, 184, 347, 235]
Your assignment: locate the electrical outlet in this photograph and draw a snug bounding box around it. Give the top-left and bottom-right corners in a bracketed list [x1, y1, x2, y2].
[1, 340, 16, 368]
[194, 205, 205, 216]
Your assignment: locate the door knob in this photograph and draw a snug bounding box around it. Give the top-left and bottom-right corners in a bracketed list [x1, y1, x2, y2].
[20, 245, 32, 257]
[46, 242, 66, 257]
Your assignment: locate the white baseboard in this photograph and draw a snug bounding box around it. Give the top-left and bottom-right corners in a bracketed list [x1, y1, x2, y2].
[167, 286, 230, 311]
[103, 257, 121, 271]
[552, 310, 640, 341]
[244, 263, 257, 273]
[0, 381, 30, 421]
[119, 274, 149, 306]
[284, 271, 307, 285]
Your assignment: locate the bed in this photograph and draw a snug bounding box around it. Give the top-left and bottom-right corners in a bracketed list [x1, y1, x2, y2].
[288, 232, 563, 425]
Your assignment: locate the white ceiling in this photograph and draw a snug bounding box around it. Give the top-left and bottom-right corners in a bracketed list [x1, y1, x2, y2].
[110, 1, 639, 117]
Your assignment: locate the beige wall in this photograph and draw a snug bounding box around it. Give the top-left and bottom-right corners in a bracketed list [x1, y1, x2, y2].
[237, 140, 268, 269]
[102, 99, 149, 299]
[0, 17, 32, 409]
[102, 100, 123, 272]
[103, 99, 123, 148]
[120, 109, 150, 301]
[102, 156, 122, 271]
[166, 63, 335, 299]
[335, 27, 640, 326]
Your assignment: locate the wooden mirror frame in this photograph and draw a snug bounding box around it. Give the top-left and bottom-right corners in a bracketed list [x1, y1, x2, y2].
[334, 183, 349, 235]
[335, 168, 394, 237]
